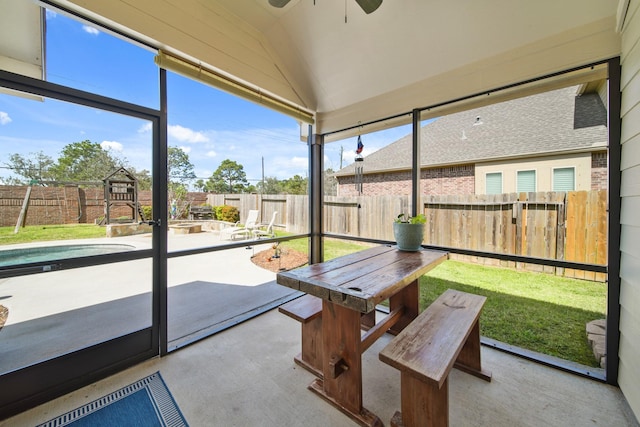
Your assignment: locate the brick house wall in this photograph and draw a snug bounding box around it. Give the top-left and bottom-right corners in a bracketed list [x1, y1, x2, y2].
[422, 165, 475, 195]
[338, 170, 413, 196]
[591, 152, 608, 190]
[337, 164, 475, 196]
[338, 155, 607, 196]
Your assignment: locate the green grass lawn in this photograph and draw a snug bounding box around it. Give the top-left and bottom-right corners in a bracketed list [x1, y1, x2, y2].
[0, 224, 106, 246]
[276, 234, 375, 261]
[420, 260, 606, 367]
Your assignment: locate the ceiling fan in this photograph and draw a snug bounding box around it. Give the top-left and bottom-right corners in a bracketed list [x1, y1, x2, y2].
[268, 0, 383, 15]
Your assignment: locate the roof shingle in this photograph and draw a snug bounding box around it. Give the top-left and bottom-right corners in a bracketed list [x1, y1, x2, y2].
[337, 85, 607, 175]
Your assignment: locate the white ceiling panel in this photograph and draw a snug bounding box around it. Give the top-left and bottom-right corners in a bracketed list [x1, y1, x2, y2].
[50, 0, 621, 133]
[0, 0, 43, 79]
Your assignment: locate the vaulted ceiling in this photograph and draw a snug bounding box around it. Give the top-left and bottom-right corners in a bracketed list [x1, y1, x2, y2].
[51, 0, 621, 134]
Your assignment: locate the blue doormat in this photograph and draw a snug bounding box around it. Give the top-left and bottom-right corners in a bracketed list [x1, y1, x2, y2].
[38, 372, 188, 427]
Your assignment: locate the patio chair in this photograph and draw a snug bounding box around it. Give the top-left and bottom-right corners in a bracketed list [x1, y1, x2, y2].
[253, 211, 278, 239]
[220, 209, 259, 240]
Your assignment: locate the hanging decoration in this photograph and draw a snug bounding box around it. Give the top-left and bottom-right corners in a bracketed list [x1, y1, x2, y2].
[354, 134, 364, 194]
[269, 0, 383, 15]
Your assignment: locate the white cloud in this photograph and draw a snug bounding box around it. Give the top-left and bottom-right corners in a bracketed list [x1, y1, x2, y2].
[193, 126, 307, 180]
[168, 124, 209, 143]
[196, 168, 212, 178]
[179, 145, 192, 154]
[289, 157, 308, 169]
[263, 155, 308, 180]
[82, 25, 100, 36]
[138, 123, 152, 133]
[0, 111, 12, 125]
[101, 140, 123, 151]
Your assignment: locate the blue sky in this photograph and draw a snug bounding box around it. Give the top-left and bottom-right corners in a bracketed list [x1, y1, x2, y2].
[0, 9, 410, 186]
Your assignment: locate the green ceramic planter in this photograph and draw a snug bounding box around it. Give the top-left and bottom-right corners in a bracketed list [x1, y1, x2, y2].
[393, 222, 425, 251]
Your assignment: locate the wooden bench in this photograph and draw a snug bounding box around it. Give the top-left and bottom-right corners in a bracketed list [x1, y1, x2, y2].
[279, 294, 324, 378]
[379, 289, 492, 427]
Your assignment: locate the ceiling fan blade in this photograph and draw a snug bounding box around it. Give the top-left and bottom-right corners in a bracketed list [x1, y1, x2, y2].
[269, 0, 292, 7]
[355, 0, 383, 14]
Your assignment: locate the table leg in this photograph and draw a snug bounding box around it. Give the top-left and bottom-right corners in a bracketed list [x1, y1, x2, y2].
[308, 301, 383, 427]
[388, 279, 419, 335]
[360, 310, 376, 330]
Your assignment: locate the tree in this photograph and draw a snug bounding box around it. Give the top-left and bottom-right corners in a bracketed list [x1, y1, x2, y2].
[132, 168, 152, 190]
[167, 146, 196, 218]
[208, 159, 249, 193]
[2, 152, 56, 185]
[49, 140, 125, 182]
[256, 176, 283, 194]
[194, 179, 207, 192]
[167, 146, 196, 185]
[282, 174, 308, 195]
[4, 144, 157, 193]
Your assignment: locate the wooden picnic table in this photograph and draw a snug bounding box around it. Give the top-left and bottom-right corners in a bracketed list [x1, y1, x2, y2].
[276, 245, 448, 427]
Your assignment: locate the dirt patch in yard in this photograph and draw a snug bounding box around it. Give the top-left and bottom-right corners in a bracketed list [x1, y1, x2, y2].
[251, 247, 308, 273]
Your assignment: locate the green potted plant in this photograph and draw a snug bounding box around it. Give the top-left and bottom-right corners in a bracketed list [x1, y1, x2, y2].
[393, 213, 427, 251]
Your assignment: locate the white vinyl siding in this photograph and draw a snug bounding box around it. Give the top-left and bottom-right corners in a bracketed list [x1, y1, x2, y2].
[486, 172, 502, 194]
[619, 0, 640, 419]
[517, 170, 536, 192]
[553, 167, 575, 191]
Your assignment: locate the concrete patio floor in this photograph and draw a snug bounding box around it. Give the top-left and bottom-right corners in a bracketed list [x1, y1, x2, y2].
[2, 306, 638, 427]
[1, 230, 638, 426]
[0, 229, 280, 325]
[0, 229, 290, 373]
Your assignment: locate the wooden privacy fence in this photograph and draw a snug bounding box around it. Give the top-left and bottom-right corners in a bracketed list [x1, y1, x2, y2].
[206, 191, 607, 280]
[324, 195, 409, 239]
[422, 191, 607, 281]
[2, 186, 604, 279]
[322, 191, 607, 281]
[206, 194, 309, 234]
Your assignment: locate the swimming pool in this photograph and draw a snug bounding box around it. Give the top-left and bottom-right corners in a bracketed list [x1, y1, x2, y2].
[0, 244, 136, 267]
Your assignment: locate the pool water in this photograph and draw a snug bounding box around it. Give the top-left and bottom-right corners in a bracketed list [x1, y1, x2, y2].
[0, 244, 135, 267]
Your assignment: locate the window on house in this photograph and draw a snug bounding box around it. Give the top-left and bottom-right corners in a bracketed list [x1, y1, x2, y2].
[553, 167, 575, 191]
[486, 172, 502, 194]
[517, 170, 536, 192]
